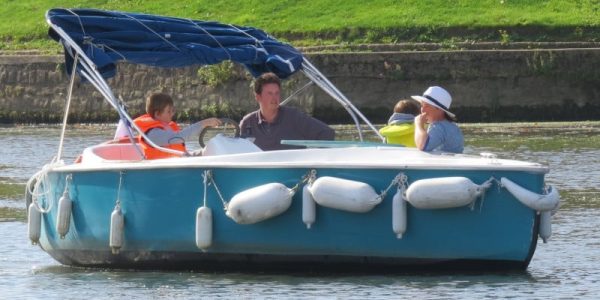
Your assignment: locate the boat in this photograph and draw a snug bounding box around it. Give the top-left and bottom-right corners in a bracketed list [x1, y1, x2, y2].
[26, 8, 560, 272]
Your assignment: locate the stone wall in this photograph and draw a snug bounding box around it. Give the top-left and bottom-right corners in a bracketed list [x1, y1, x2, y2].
[1, 48, 599, 123]
[308, 49, 600, 123]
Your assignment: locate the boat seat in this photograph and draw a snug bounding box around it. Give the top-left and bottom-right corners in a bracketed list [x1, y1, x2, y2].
[202, 134, 262, 156]
[79, 135, 261, 163]
[81, 142, 144, 163]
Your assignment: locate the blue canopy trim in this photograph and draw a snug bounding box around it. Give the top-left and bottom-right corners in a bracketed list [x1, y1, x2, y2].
[46, 8, 304, 79]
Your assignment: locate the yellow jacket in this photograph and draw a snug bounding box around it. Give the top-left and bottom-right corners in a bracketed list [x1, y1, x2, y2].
[379, 123, 416, 147]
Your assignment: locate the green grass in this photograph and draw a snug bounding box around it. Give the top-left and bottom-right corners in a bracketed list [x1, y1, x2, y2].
[0, 182, 24, 200]
[1, 0, 599, 51]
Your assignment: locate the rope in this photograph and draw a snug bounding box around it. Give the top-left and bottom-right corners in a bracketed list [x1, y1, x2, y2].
[205, 169, 318, 211]
[227, 24, 265, 61]
[290, 169, 317, 193]
[56, 54, 79, 161]
[480, 177, 496, 190]
[120, 12, 180, 51]
[188, 19, 232, 61]
[26, 162, 66, 214]
[281, 81, 314, 106]
[202, 170, 209, 207]
[300, 64, 365, 141]
[377, 173, 407, 203]
[25, 170, 45, 202]
[397, 174, 409, 199]
[63, 174, 72, 195]
[205, 170, 228, 210]
[65, 9, 87, 38]
[97, 44, 128, 61]
[64, 9, 126, 61]
[115, 171, 124, 206]
[113, 201, 122, 219]
[472, 177, 497, 211]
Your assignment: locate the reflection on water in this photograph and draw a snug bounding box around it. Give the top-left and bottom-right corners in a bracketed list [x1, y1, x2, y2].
[463, 122, 600, 151]
[3, 122, 598, 208]
[1, 122, 600, 298]
[559, 189, 600, 209]
[3, 208, 598, 300]
[0, 207, 24, 221]
[0, 181, 23, 201]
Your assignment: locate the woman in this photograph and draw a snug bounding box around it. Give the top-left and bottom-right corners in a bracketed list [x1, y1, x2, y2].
[412, 86, 464, 154]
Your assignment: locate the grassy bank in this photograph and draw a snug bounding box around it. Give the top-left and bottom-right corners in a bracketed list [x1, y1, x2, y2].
[1, 0, 599, 52]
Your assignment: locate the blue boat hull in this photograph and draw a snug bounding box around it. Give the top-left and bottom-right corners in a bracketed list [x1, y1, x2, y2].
[40, 8, 553, 272]
[35, 165, 542, 271]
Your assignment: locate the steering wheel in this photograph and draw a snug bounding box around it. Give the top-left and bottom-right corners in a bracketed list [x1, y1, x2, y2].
[198, 117, 241, 148]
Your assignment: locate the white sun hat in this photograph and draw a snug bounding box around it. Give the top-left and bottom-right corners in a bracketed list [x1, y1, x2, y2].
[411, 86, 455, 119]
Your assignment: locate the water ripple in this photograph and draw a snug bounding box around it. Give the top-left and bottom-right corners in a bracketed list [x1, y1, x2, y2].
[1, 123, 600, 298]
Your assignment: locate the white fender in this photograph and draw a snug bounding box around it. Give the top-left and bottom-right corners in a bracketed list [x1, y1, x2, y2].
[392, 189, 407, 239]
[109, 206, 124, 254]
[539, 211, 552, 243]
[195, 206, 212, 250]
[226, 183, 294, 224]
[308, 176, 381, 213]
[28, 203, 41, 245]
[56, 190, 72, 239]
[500, 177, 560, 212]
[302, 185, 316, 229]
[406, 177, 483, 209]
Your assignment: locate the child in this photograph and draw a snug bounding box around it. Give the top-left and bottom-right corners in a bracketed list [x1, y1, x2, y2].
[133, 92, 221, 159]
[379, 99, 421, 147]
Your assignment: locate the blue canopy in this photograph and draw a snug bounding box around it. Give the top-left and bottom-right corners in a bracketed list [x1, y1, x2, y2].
[46, 8, 304, 79]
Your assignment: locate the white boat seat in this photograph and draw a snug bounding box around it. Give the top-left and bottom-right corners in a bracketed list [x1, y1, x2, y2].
[81, 142, 144, 163]
[202, 134, 262, 156]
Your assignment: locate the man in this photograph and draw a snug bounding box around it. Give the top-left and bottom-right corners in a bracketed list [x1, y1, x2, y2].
[412, 86, 464, 153]
[240, 72, 335, 151]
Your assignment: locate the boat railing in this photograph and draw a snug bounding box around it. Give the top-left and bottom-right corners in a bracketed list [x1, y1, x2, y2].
[301, 58, 384, 142]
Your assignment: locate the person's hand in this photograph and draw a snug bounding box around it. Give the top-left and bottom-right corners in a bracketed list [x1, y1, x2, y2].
[414, 113, 427, 129]
[201, 117, 222, 128]
[414, 113, 428, 150]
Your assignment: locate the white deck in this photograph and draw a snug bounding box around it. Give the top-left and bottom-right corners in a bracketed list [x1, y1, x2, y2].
[57, 137, 548, 174]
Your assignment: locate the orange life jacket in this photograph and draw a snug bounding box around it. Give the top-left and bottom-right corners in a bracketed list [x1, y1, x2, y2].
[133, 114, 186, 159]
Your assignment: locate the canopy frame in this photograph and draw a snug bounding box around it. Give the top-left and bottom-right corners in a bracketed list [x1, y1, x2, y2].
[46, 8, 384, 159]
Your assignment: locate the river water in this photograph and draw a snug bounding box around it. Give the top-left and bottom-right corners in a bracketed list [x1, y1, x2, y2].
[1, 122, 599, 299]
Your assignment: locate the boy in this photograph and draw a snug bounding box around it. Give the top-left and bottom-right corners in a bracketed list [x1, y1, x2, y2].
[133, 93, 221, 159]
[379, 99, 420, 147]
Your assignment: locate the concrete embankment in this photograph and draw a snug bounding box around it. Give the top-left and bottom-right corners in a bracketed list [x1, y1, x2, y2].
[1, 45, 599, 123]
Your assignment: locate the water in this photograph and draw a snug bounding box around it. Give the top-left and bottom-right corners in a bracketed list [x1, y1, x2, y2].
[1, 122, 600, 299]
